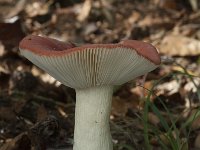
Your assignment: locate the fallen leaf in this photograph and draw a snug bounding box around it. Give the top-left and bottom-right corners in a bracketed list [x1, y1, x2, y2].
[159, 35, 200, 56]
[191, 115, 200, 130]
[0, 0, 26, 20]
[0, 132, 31, 150]
[112, 97, 128, 116]
[28, 115, 60, 149]
[0, 41, 5, 56]
[148, 112, 160, 126]
[25, 1, 51, 17]
[0, 107, 16, 121]
[150, 130, 178, 147]
[159, 0, 178, 10]
[77, 0, 92, 22]
[36, 105, 48, 121]
[195, 134, 200, 149]
[112, 96, 141, 117]
[0, 20, 25, 50]
[156, 80, 181, 96]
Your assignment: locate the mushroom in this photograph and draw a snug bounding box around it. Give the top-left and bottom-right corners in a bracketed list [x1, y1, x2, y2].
[19, 35, 161, 150]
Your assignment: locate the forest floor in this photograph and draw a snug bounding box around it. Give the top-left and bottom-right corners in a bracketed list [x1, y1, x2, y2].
[0, 0, 200, 150]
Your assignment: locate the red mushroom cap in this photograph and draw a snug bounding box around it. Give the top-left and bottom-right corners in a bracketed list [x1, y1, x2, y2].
[19, 35, 160, 65]
[119, 40, 160, 65]
[19, 35, 161, 89]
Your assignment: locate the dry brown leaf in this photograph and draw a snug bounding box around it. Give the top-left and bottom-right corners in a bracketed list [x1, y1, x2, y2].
[172, 66, 198, 77]
[0, 132, 31, 150]
[156, 80, 181, 96]
[0, 107, 16, 121]
[195, 133, 200, 149]
[28, 116, 60, 150]
[150, 131, 178, 146]
[0, 0, 26, 20]
[25, 1, 51, 17]
[77, 0, 92, 22]
[184, 78, 200, 93]
[159, 35, 200, 56]
[36, 105, 48, 122]
[148, 112, 160, 126]
[159, 0, 178, 10]
[111, 97, 128, 116]
[191, 115, 200, 130]
[0, 41, 5, 56]
[150, 132, 170, 146]
[189, 0, 199, 11]
[112, 94, 141, 117]
[0, 20, 25, 50]
[12, 100, 26, 114]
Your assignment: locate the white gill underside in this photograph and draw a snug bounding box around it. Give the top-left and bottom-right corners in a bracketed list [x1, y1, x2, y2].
[21, 47, 157, 89]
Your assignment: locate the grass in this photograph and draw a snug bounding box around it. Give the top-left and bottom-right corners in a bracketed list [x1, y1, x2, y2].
[110, 64, 200, 150]
[141, 64, 200, 150]
[143, 94, 187, 150]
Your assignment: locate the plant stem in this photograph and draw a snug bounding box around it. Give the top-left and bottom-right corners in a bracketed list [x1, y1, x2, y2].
[73, 85, 113, 150]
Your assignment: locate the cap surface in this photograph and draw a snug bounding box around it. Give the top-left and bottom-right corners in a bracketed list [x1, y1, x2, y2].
[19, 35, 161, 89]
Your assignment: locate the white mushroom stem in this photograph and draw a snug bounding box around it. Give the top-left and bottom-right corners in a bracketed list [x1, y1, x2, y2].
[73, 85, 113, 150]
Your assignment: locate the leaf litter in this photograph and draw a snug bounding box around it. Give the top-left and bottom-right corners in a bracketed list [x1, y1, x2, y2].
[0, 0, 200, 149]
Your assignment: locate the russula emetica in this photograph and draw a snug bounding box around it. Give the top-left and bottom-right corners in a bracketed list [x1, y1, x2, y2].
[19, 35, 161, 150]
